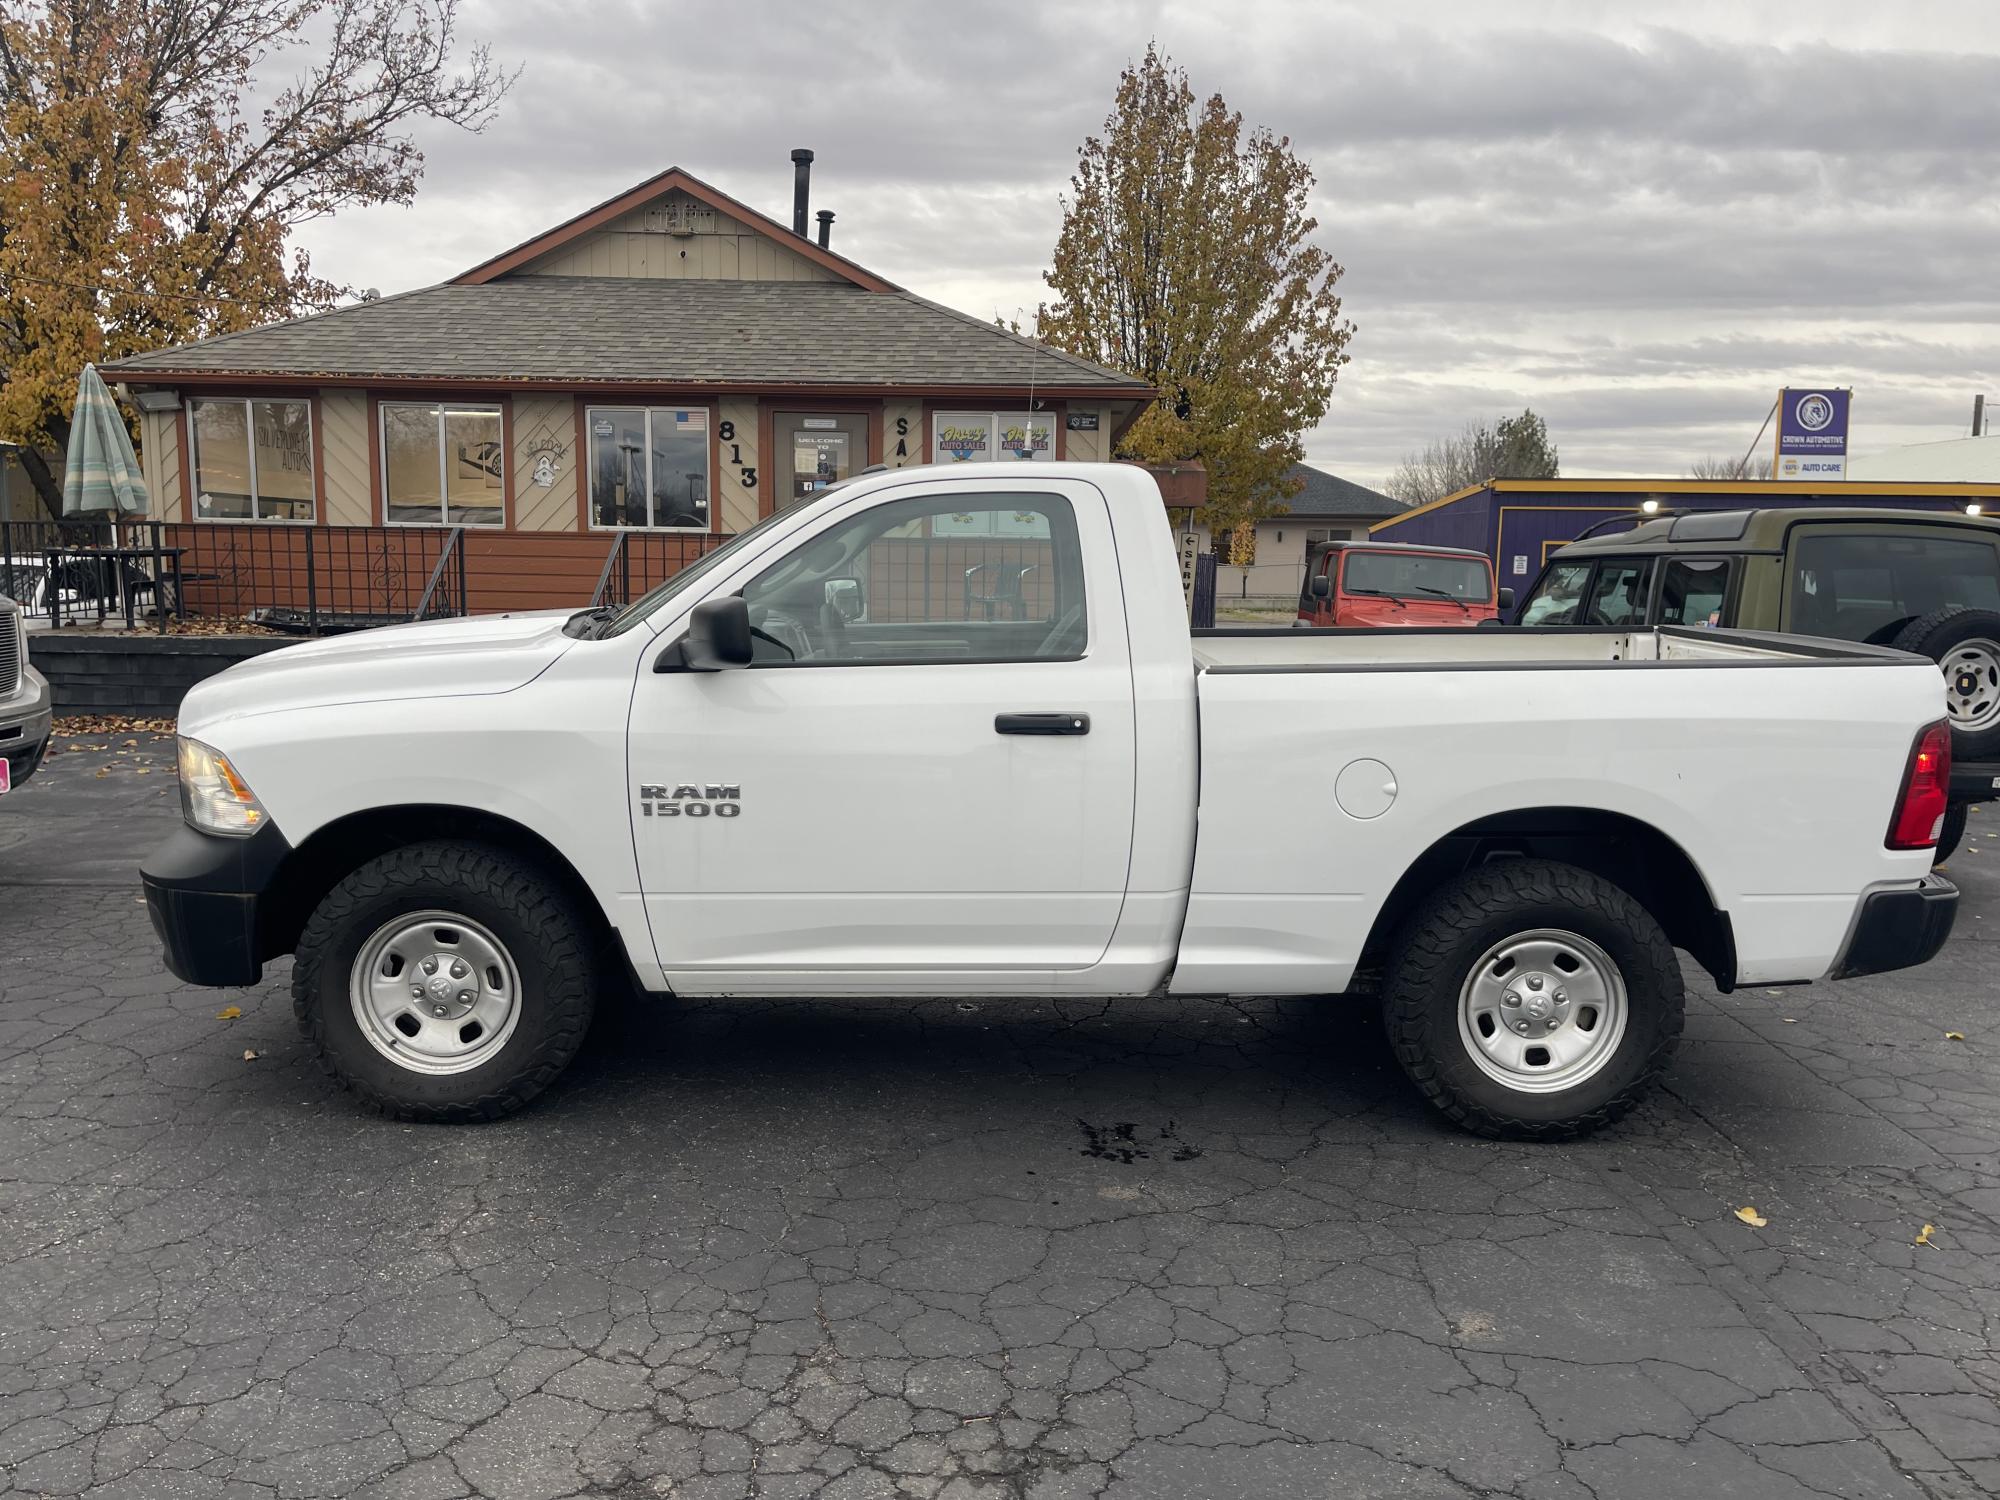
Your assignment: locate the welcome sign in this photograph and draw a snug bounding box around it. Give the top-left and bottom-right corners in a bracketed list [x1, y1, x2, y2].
[1773, 388, 1851, 481]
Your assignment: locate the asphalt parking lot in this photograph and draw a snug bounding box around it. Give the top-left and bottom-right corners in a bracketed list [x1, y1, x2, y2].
[2, 732, 1997, 1500]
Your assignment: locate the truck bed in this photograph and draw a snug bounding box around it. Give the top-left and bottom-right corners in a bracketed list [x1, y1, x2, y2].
[1175, 622, 1945, 997]
[1191, 625, 1908, 672]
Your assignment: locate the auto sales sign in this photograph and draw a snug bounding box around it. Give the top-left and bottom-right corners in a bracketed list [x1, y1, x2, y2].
[1773, 388, 1851, 481]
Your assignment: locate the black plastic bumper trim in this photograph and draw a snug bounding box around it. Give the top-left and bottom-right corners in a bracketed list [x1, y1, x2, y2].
[1833, 875, 1959, 981]
[139, 821, 292, 987]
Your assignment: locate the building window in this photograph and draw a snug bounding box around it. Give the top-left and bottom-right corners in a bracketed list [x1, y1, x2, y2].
[932, 411, 1055, 465]
[381, 402, 504, 526]
[190, 398, 314, 521]
[588, 406, 710, 529]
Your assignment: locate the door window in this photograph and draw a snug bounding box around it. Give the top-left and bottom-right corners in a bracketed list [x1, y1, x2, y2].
[1789, 532, 2000, 643]
[1581, 560, 1653, 626]
[1657, 558, 1732, 626]
[740, 493, 1086, 665]
[775, 412, 868, 505]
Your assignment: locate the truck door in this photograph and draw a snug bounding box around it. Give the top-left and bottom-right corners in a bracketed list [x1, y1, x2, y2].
[626, 478, 1138, 990]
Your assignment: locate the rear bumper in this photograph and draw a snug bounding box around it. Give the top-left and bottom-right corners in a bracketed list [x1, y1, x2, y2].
[140, 821, 292, 986]
[1832, 875, 1959, 980]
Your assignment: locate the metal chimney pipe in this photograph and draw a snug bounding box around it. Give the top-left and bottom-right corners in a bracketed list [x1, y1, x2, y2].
[816, 209, 834, 249]
[790, 149, 813, 237]
[1975, 393, 1986, 438]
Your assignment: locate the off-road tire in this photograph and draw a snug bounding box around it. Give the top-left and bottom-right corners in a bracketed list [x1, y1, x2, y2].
[293, 841, 598, 1122]
[1381, 858, 1685, 1140]
[1891, 606, 2000, 760]
[1936, 801, 1969, 866]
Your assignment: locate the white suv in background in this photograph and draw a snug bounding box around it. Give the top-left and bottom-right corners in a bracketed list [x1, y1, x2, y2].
[0, 596, 51, 794]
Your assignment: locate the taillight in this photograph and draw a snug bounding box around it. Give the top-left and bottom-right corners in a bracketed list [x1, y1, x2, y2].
[1887, 721, 1952, 850]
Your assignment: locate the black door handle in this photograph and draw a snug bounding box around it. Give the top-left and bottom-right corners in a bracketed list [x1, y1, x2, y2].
[995, 712, 1090, 736]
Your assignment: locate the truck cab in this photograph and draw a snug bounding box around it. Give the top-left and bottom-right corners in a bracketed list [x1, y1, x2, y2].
[1298, 540, 1506, 627]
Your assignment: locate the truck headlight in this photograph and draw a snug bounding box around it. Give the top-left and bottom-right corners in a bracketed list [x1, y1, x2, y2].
[177, 737, 268, 836]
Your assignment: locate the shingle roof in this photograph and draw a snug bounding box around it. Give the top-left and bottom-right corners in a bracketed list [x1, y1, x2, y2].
[101, 278, 1152, 393]
[1267, 463, 1405, 517]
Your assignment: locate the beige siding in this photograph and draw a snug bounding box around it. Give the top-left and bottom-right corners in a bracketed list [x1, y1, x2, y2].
[522, 191, 841, 283]
[883, 400, 923, 468]
[512, 395, 579, 532]
[318, 390, 372, 527]
[718, 398, 759, 533]
[1064, 410, 1106, 463]
[139, 409, 185, 522]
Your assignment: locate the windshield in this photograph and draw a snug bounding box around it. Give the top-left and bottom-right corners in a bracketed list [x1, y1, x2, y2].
[598, 508, 799, 638]
[1342, 550, 1491, 602]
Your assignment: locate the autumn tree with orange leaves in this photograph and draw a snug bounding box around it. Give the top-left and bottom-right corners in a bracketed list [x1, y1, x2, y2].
[0, 0, 511, 513]
[1038, 45, 1354, 555]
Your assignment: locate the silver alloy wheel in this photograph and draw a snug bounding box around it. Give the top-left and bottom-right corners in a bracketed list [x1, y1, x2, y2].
[1942, 637, 2000, 733]
[1456, 928, 1628, 1095]
[349, 910, 523, 1076]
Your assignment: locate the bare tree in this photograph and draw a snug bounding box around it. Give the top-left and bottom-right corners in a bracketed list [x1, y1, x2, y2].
[1385, 410, 1559, 507]
[1688, 453, 1770, 480]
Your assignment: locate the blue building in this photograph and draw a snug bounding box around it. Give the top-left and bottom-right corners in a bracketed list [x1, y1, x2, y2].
[1371, 479, 2000, 589]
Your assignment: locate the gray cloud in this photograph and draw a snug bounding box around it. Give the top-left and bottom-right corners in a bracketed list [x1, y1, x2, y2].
[296, 0, 2000, 486]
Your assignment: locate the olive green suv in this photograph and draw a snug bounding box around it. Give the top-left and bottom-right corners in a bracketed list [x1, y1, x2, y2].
[1516, 508, 2000, 860]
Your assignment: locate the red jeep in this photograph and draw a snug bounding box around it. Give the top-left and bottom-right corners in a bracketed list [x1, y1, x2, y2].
[1298, 541, 1506, 627]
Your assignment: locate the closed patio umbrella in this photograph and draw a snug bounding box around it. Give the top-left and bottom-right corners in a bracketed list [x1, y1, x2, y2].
[61, 364, 149, 519]
[57, 364, 152, 626]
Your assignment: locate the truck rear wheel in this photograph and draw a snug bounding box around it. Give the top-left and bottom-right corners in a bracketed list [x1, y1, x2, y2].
[292, 841, 598, 1122]
[1381, 859, 1684, 1140]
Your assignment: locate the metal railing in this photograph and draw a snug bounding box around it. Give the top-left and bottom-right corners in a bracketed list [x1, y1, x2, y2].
[414, 528, 469, 620]
[590, 530, 726, 610]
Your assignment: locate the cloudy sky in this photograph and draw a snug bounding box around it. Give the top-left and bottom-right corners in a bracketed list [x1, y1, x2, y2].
[294, 0, 2000, 487]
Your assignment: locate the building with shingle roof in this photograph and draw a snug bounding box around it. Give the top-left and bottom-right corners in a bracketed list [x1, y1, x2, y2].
[103, 162, 1155, 565]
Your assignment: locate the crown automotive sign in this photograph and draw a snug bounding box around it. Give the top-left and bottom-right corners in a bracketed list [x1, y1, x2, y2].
[1773, 388, 1850, 480]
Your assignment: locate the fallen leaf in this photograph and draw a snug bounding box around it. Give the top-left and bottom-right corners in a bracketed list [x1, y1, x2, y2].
[135, 768, 152, 775]
[94, 767, 109, 778]
[1782, 1018, 1799, 1024]
[1735, 1206, 1768, 1228]
[242, 1049, 259, 1062]
[215, 1006, 241, 1021]
[1915, 1223, 1937, 1248]
[1946, 1031, 1966, 1041]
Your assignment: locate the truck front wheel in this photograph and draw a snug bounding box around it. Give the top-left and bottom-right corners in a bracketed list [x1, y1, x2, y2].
[292, 841, 599, 1122]
[1382, 859, 1684, 1139]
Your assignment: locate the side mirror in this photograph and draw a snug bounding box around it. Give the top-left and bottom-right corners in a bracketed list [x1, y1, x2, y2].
[1497, 587, 1516, 611]
[663, 595, 753, 672]
[1309, 574, 1332, 599]
[824, 576, 865, 622]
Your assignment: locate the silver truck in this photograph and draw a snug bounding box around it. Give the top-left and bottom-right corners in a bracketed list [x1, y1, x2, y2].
[0, 596, 52, 794]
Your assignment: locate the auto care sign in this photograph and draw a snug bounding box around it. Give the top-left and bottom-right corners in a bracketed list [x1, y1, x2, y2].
[1773, 389, 1851, 481]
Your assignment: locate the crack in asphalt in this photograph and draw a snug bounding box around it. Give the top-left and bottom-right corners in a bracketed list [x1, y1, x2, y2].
[2, 745, 1997, 1498]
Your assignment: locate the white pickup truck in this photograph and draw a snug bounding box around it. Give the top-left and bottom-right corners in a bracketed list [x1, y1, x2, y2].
[141, 463, 1959, 1138]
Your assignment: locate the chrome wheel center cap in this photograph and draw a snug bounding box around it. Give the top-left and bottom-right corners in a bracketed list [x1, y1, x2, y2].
[418, 957, 478, 1019]
[1499, 971, 1570, 1032]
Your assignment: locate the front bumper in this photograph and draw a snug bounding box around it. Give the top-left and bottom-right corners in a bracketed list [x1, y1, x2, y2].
[0, 666, 53, 788]
[140, 820, 292, 986]
[1832, 875, 1959, 980]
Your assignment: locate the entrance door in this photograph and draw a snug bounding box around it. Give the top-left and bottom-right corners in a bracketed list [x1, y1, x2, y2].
[627, 478, 1136, 992]
[774, 412, 869, 507]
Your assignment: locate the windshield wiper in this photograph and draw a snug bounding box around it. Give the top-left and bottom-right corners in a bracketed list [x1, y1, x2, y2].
[1411, 585, 1471, 609]
[1345, 588, 1407, 608]
[563, 605, 618, 639]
